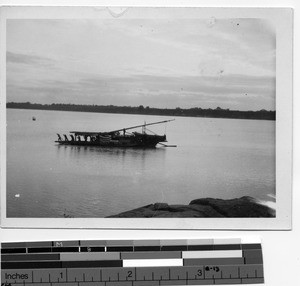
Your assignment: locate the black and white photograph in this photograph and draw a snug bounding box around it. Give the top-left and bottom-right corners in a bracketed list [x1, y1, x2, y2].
[0, 7, 292, 228]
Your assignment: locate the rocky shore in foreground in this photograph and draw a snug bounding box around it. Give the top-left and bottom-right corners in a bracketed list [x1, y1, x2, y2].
[107, 196, 275, 218]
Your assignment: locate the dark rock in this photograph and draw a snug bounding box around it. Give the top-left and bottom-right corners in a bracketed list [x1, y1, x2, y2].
[190, 196, 275, 217]
[153, 203, 170, 211]
[107, 196, 275, 218]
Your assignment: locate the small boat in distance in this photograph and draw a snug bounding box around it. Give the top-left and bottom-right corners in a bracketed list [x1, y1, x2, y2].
[55, 119, 175, 148]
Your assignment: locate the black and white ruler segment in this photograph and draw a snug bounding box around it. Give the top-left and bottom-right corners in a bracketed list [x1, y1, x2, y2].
[1, 238, 264, 286]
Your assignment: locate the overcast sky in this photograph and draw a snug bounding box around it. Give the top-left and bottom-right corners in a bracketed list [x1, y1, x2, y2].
[6, 16, 276, 111]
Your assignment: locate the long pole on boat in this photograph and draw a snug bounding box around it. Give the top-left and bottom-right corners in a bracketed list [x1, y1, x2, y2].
[108, 119, 175, 134]
[158, 142, 177, 147]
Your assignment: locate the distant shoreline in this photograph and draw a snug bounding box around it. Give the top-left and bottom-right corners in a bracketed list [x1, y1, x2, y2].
[7, 102, 276, 121]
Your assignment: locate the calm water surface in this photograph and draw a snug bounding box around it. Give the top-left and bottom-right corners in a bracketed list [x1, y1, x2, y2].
[7, 109, 275, 217]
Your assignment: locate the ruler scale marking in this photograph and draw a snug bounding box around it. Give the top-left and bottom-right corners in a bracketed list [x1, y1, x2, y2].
[1, 240, 264, 285]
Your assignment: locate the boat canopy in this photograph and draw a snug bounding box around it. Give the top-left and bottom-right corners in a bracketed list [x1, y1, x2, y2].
[70, 131, 104, 136]
[70, 119, 175, 136]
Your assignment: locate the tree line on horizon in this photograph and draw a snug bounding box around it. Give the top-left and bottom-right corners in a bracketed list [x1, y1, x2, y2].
[6, 102, 276, 120]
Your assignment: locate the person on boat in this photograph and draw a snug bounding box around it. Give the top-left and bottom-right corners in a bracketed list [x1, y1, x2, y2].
[63, 134, 69, 141]
[57, 134, 62, 141]
[70, 135, 75, 141]
[77, 136, 81, 142]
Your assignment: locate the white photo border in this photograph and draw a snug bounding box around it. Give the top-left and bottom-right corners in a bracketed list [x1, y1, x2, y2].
[0, 6, 293, 229]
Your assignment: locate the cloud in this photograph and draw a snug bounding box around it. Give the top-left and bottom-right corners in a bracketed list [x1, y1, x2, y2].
[7, 51, 54, 66]
[7, 71, 275, 111]
[6, 18, 276, 111]
[112, 18, 275, 76]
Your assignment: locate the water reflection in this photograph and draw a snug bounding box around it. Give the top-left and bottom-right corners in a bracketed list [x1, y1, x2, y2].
[56, 144, 167, 170]
[56, 144, 166, 156]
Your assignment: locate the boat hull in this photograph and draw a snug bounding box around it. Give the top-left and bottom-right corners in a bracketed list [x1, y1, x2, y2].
[55, 133, 166, 148]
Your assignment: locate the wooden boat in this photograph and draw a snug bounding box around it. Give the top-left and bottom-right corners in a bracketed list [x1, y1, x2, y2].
[55, 119, 175, 148]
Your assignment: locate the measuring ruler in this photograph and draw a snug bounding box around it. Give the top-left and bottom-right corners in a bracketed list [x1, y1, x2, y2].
[1, 239, 264, 285]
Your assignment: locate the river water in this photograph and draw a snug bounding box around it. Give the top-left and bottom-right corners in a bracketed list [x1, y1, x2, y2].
[6, 109, 275, 217]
